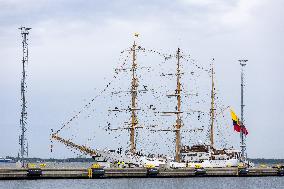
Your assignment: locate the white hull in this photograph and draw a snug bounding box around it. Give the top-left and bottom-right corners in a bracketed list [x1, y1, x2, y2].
[92, 148, 252, 168]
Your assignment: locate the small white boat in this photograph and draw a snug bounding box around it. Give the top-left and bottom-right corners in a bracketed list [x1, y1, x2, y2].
[0, 157, 15, 163]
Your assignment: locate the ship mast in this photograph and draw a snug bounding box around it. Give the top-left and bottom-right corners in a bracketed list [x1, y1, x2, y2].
[175, 48, 182, 162]
[130, 40, 138, 154]
[210, 61, 215, 149]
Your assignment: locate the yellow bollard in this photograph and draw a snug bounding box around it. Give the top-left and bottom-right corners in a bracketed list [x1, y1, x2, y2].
[88, 168, 92, 179]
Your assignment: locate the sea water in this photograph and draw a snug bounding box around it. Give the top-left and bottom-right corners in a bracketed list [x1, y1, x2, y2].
[0, 177, 284, 189]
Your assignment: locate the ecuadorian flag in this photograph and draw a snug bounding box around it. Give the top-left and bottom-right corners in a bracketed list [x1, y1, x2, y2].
[230, 109, 248, 135]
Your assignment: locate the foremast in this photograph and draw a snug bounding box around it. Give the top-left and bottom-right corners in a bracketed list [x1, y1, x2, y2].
[130, 40, 138, 154]
[175, 48, 182, 162]
[51, 36, 141, 157]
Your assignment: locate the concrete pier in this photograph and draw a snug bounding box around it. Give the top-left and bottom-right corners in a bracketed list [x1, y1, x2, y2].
[0, 167, 283, 179]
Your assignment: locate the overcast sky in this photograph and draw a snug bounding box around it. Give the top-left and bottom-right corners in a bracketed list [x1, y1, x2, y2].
[0, 0, 283, 159]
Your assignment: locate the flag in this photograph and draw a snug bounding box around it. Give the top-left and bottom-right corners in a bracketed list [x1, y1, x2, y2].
[230, 109, 238, 123]
[234, 124, 241, 132]
[230, 109, 248, 135]
[241, 126, 248, 135]
[230, 109, 241, 131]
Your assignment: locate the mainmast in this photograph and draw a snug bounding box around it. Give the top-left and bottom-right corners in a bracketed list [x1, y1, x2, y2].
[130, 39, 138, 154]
[210, 60, 215, 149]
[175, 48, 182, 162]
[19, 26, 31, 168]
[239, 59, 247, 162]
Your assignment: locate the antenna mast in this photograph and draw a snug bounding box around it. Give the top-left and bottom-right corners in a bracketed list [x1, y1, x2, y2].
[175, 48, 182, 162]
[239, 59, 247, 162]
[210, 60, 215, 149]
[130, 39, 138, 154]
[19, 26, 31, 167]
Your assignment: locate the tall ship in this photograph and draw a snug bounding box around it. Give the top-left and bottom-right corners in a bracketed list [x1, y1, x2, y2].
[51, 35, 251, 168]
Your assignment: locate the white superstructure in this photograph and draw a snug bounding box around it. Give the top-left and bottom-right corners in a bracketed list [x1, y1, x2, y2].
[180, 144, 242, 168]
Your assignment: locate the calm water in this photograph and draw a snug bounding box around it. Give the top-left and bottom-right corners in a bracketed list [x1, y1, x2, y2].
[0, 177, 284, 189]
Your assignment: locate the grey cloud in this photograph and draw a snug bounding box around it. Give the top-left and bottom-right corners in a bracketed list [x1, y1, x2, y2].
[0, 0, 283, 158]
